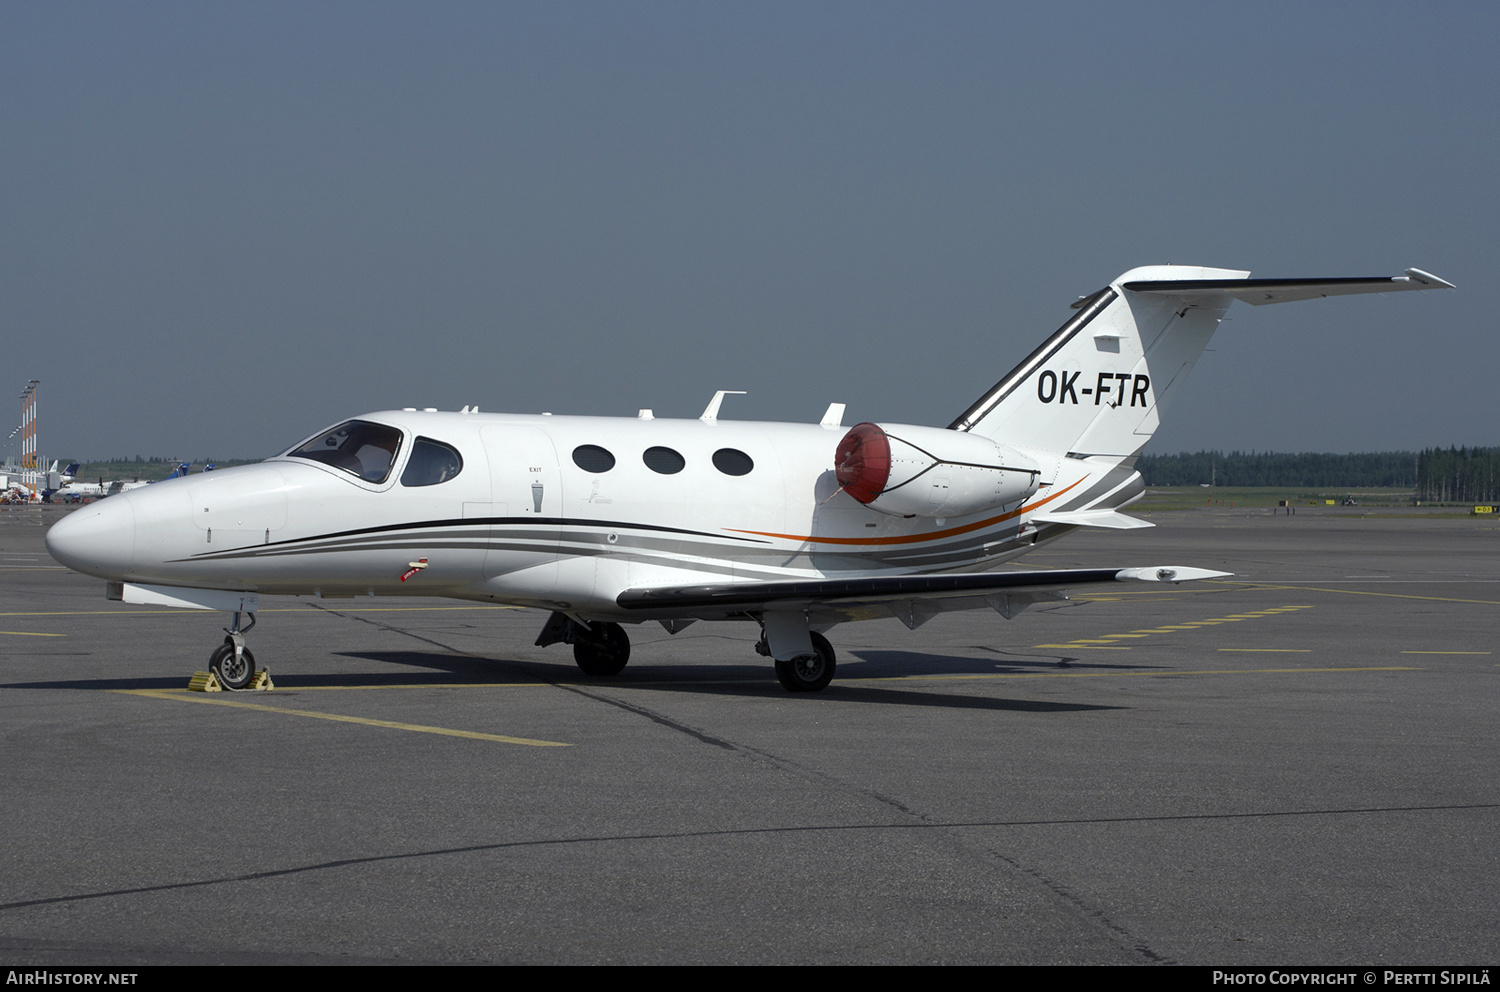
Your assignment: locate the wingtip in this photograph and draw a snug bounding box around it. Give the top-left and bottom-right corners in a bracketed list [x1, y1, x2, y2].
[1115, 566, 1235, 584]
[1404, 268, 1456, 290]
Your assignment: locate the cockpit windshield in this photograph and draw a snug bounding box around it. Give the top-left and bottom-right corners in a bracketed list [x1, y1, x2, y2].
[287, 420, 403, 483]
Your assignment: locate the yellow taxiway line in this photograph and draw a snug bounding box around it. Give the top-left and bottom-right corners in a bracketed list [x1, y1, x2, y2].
[1401, 650, 1491, 655]
[1215, 581, 1500, 607]
[115, 688, 570, 747]
[0, 605, 521, 618]
[1217, 648, 1312, 653]
[841, 666, 1420, 683]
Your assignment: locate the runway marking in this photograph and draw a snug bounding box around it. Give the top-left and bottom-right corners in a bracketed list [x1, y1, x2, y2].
[1218, 648, 1310, 653]
[114, 667, 1420, 693]
[115, 689, 570, 747]
[1216, 581, 1500, 607]
[851, 666, 1417, 683]
[1032, 644, 1130, 650]
[1401, 650, 1491, 655]
[312, 606, 523, 613]
[1035, 604, 1313, 651]
[0, 605, 522, 618]
[272, 681, 550, 691]
[0, 630, 65, 637]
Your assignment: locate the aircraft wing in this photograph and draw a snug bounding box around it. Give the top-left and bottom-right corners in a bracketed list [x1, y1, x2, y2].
[615, 566, 1231, 627]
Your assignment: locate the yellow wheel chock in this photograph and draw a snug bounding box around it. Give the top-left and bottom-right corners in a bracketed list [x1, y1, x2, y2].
[188, 669, 274, 692]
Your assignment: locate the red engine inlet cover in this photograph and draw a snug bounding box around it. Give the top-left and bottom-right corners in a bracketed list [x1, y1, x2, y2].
[834, 422, 891, 504]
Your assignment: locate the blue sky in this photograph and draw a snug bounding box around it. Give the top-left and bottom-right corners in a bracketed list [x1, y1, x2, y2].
[3, 1, 1493, 460]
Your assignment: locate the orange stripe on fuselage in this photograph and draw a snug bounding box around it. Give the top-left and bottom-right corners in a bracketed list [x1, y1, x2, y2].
[726, 477, 1085, 547]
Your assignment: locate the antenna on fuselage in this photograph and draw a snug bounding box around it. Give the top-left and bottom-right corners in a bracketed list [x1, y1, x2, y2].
[700, 390, 746, 423]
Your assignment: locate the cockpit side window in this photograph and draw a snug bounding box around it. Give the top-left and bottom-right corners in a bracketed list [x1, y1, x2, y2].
[401, 437, 464, 487]
[288, 420, 404, 483]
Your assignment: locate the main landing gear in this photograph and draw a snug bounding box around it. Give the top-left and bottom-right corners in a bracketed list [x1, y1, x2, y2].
[535, 612, 631, 677]
[755, 612, 837, 693]
[208, 610, 258, 690]
[756, 630, 837, 692]
[534, 610, 837, 692]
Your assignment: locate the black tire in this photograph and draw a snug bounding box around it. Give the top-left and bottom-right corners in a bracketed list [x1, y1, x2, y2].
[573, 622, 630, 676]
[774, 631, 836, 692]
[209, 641, 256, 690]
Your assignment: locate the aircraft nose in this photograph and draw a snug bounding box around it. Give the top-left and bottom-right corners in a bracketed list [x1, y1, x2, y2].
[46, 497, 136, 578]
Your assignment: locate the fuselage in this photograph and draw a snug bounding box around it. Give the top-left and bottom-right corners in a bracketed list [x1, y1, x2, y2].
[45, 408, 1120, 619]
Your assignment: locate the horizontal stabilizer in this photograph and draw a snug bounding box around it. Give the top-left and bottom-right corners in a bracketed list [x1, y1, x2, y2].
[1031, 509, 1153, 530]
[1123, 268, 1454, 306]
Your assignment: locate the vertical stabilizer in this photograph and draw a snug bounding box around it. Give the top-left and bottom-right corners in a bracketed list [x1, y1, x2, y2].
[952, 264, 1452, 459]
[951, 265, 1244, 458]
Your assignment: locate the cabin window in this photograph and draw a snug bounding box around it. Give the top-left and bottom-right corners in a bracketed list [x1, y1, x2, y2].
[572, 444, 616, 473]
[289, 420, 403, 483]
[712, 448, 754, 476]
[642, 446, 685, 475]
[401, 437, 464, 487]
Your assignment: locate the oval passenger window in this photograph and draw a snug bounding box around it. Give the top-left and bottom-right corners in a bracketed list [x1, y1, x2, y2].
[572, 445, 616, 473]
[712, 448, 754, 476]
[642, 446, 685, 475]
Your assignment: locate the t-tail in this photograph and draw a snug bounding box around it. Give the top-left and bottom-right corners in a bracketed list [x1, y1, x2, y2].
[946, 265, 1453, 525]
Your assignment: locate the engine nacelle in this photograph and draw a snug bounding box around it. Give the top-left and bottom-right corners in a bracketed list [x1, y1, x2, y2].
[834, 422, 1040, 518]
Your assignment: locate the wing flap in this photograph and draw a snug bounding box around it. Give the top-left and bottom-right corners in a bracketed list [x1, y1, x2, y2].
[615, 566, 1231, 624]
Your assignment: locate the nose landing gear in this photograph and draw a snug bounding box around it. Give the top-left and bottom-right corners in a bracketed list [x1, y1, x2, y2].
[208, 611, 258, 690]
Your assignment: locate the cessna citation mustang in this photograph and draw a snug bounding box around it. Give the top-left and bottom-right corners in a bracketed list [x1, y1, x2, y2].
[46, 265, 1452, 692]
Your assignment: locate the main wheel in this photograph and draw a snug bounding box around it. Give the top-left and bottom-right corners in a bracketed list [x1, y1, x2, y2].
[573, 622, 630, 676]
[209, 642, 256, 690]
[774, 631, 836, 692]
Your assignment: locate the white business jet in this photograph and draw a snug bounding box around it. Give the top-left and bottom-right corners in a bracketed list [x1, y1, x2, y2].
[45, 265, 1452, 691]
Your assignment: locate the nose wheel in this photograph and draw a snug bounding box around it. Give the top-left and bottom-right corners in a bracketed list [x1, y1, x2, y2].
[209, 611, 258, 690]
[209, 641, 257, 690]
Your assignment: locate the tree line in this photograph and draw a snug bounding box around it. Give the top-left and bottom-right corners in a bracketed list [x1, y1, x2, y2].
[1414, 447, 1500, 503]
[1137, 448, 1500, 501]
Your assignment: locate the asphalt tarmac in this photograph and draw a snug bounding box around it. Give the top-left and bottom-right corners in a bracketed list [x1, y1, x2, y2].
[1, 502, 1496, 965]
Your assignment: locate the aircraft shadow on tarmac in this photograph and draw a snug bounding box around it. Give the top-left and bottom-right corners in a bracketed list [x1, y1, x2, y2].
[2, 648, 1133, 713]
[849, 648, 1168, 677]
[2, 675, 214, 691]
[310, 649, 1128, 713]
